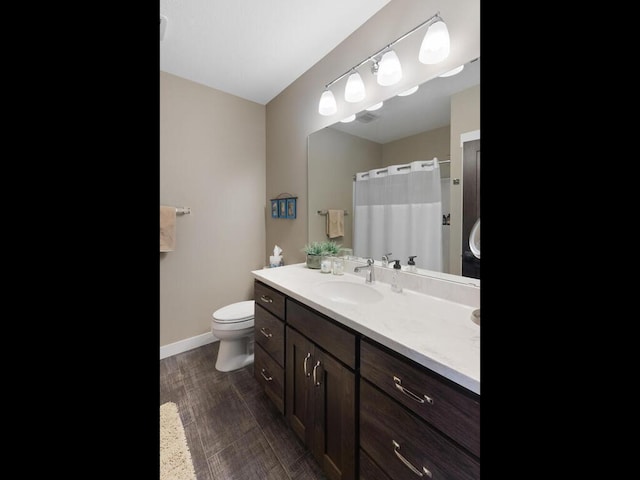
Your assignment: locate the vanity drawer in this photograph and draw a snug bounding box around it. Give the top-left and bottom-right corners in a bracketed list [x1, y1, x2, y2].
[254, 343, 284, 414]
[254, 304, 285, 367]
[360, 448, 392, 480]
[254, 281, 286, 320]
[360, 379, 479, 480]
[360, 339, 479, 458]
[286, 298, 356, 369]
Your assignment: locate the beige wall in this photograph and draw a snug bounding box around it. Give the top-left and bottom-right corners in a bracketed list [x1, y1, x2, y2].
[160, 72, 266, 347]
[448, 84, 480, 275]
[382, 126, 451, 177]
[308, 128, 382, 249]
[265, 0, 480, 265]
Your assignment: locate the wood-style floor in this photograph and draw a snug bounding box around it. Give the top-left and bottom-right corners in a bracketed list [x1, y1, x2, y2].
[160, 341, 327, 480]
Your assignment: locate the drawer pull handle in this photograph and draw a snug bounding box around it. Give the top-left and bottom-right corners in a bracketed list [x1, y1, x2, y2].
[260, 368, 273, 382]
[260, 295, 273, 303]
[394, 376, 434, 405]
[260, 327, 273, 338]
[392, 440, 432, 478]
[303, 353, 312, 377]
[313, 361, 322, 386]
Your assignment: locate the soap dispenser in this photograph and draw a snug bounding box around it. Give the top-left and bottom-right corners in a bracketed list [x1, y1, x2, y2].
[407, 256, 417, 273]
[391, 260, 402, 293]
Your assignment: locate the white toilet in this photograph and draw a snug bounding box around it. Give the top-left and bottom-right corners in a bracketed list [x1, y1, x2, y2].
[211, 300, 255, 372]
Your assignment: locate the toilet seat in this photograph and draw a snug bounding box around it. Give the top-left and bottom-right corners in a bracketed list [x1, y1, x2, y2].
[212, 318, 254, 332]
[212, 300, 255, 323]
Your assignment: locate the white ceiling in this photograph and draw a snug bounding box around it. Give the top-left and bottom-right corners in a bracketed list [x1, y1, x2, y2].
[159, 0, 392, 105]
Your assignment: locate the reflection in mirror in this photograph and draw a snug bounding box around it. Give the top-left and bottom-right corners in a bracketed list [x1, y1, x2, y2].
[308, 58, 479, 284]
[469, 218, 480, 259]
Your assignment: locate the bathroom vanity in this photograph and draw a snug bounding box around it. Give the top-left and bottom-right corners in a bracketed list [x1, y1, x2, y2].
[251, 262, 480, 480]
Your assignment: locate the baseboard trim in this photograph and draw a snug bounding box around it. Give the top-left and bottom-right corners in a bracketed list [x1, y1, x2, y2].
[160, 332, 219, 360]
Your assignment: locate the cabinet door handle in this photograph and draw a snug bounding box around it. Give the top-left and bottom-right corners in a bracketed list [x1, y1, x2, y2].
[392, 440, 432, 478]
[313, 361, 322, 386]
[393, 376, 434, 405]
[303, 353, 312, 377]
[260, 327, 272, 338]
[260, 295, 273, 303]
[260, 368, 273, 382]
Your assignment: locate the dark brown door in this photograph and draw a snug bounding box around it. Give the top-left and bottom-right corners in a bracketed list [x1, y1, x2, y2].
[462, 138, 480, 279]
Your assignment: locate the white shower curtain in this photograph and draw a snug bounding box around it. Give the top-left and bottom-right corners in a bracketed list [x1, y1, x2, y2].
[353, 159, 443, 272]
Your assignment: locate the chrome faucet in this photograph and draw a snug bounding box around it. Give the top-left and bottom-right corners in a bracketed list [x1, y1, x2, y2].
[381, 252, 392, 267]
[354, 258, 375, 284]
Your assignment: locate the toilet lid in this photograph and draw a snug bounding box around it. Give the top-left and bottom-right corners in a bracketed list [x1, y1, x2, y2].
[212, 300, 255, 323]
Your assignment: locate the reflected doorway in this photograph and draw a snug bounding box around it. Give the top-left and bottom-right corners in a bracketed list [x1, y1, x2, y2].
[462, 139, 480, 279]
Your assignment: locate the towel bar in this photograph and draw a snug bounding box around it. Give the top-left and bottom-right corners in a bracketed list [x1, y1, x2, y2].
[317, 210, 348, 215]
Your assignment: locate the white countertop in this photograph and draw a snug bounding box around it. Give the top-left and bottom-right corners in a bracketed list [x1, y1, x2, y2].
[252, 263, 480, 395]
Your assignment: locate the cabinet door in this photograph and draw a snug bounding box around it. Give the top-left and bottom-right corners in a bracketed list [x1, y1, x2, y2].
[311, 347, 356, 480]
[285, 326, 315, 445]
[286, 326, 356, 480]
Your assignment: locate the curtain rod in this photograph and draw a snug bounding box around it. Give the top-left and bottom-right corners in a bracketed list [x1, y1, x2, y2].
[352, 160, 450, 180]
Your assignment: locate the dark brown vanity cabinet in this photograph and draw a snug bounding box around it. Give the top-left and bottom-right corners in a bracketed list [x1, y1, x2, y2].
[286, 299, 356, 480]
[360, 338, 480, 480]
[253, 282, 286, 414]
[252, 280, 480, 480]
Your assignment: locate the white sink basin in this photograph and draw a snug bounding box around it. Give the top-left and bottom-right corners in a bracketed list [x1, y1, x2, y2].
[471, 309, 480, 326]
[314, 280, 384, 305]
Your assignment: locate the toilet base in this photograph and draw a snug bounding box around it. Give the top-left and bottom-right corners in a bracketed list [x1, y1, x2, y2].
[214, 337, 255, 372]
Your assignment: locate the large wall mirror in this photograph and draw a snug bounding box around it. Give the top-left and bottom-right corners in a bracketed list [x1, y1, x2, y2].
[307, 57, 480, 283]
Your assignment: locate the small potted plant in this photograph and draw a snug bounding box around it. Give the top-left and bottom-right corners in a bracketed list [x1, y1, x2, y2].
[302, 241, 341, 269]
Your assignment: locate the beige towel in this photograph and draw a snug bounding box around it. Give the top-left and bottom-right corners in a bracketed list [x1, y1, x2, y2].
[326, 209, 344, 239]
[160, 206, 177, 252]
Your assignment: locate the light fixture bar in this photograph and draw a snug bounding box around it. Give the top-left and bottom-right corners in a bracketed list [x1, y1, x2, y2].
[323, 11, 442, 90]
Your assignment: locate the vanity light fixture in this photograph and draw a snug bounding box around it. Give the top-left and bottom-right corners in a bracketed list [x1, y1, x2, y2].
[318, 89, 337, 116]
[375, 50, 403, 86]
[344, 70, 366, 102]
[317, 11, 450, 116]
[366, 101, 384, 111]
[397, 85, 419, 96]
[340, 114, 357, 123]
[419, 15, 450, 64]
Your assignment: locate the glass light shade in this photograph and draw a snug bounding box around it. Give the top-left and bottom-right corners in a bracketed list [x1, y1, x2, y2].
[376, 50, 402, 86]
[344, 71, 366, 102]
[439, 65, 464, 77]
[397, 85, 419, 96]
[419, 19, 450, 64]
[340, 114, 356, 123]
[366, 101, 383, 111]
[318, 90, 337, 116]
